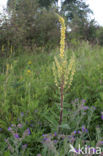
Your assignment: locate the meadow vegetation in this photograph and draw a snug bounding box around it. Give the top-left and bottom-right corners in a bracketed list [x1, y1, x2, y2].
[1, 0, 103, 155]
[0, 41, 103, 155]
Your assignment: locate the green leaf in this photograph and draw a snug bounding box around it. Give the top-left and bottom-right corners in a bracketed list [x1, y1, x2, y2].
[4, 151, 10, 156]
[59, 124, 70, 129]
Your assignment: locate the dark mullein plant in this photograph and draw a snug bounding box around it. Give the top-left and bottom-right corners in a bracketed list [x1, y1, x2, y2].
[53, 14, 75, 132]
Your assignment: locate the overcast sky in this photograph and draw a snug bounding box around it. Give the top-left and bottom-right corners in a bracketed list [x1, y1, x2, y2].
[86, 0, 103, 25]
[0, 0, 7, 10]
[0, 0, 103, 26]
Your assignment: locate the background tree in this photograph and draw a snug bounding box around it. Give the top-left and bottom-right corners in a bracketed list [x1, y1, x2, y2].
[0, 0, 60, 50]
[7, 0, 58, 10]
[0, 0, 103, 54]
[61, 0, 92, 20]
[69, 16, 98, 42]
[96, 26, 103, 45]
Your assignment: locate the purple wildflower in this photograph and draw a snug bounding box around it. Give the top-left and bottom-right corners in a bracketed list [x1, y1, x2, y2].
[61, 137, 64, 140]
[74, 131, 77, 134]
[53, 140, 57, 144]
[30, 124, 34, 127]
[82, 125, 88, 133]
[90, 148, 96, 153]
[37, 154, 41, 156]
[78, 130, 81, 134]
[82, 106, 89, 110]
[34, 109, 38, 113]
[101, 112, 103, 120]
[100, 141, 103, 144]
[71, 137, 75, 143]
[42, 134, 47, 137]
[82, 125, 85, 132]
[11, 124, 15, 127]
[23, 128, 31, 138]
[68, 135, 72, 139]
[17, 124, 22, 128]
[22, 144, 27, 150]
[43, 137, 48, 141]
[81, 99, 86, 104]
[75, 148, 78, 153]
[14, 133, 19, 139]
[8, 127, 12, 131]
[27, 128, 30, 135]
[21, 112, 24, 117]
[74, 98, 79, 103]
[54, 132, 57, 136]
[0, 128, 2, 131]
[49, 133, 52, 137]
[92, 106, 96, 110]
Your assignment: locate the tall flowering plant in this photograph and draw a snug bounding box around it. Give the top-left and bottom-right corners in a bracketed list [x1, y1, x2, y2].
[53, 14, 76, 131]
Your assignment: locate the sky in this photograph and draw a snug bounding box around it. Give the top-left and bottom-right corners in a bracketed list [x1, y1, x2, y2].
[86, 0, 103, 25]
[0, 0, 7, 11]
[0, 0, 103, 26]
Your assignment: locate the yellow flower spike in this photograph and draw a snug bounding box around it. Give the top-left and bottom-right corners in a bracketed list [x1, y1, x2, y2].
[27, 70, 31, 74]
[57, 15, 66, 59]
[28, 61, 32, 65]
[2, 45, 4, 53]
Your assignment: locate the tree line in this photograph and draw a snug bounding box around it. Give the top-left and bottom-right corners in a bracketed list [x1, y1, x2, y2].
[0, 0, 103, 54]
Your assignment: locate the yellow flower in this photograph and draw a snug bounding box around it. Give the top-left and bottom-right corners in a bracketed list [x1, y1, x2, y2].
[28, 61, 32, 65]
[27, 70, 31, 73]
[2, 45, 4, 53]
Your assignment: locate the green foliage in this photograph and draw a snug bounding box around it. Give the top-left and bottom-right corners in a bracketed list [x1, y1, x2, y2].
[0, 0, 60, 52]
[96, 26, 103, 45]
[62, 0, 92, 21]
[66, 42, 103, 110]
[7, 0, 58, 9]
[69, 18, 98, 42]
[0, 42, 103, 155]
[40, 99, 103, 156]
[0, 0, 98, 54]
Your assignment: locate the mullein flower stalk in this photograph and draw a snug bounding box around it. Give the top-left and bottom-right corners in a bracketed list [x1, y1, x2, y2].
[53, 14, 76, 132]
[1, 45, 4, 53]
